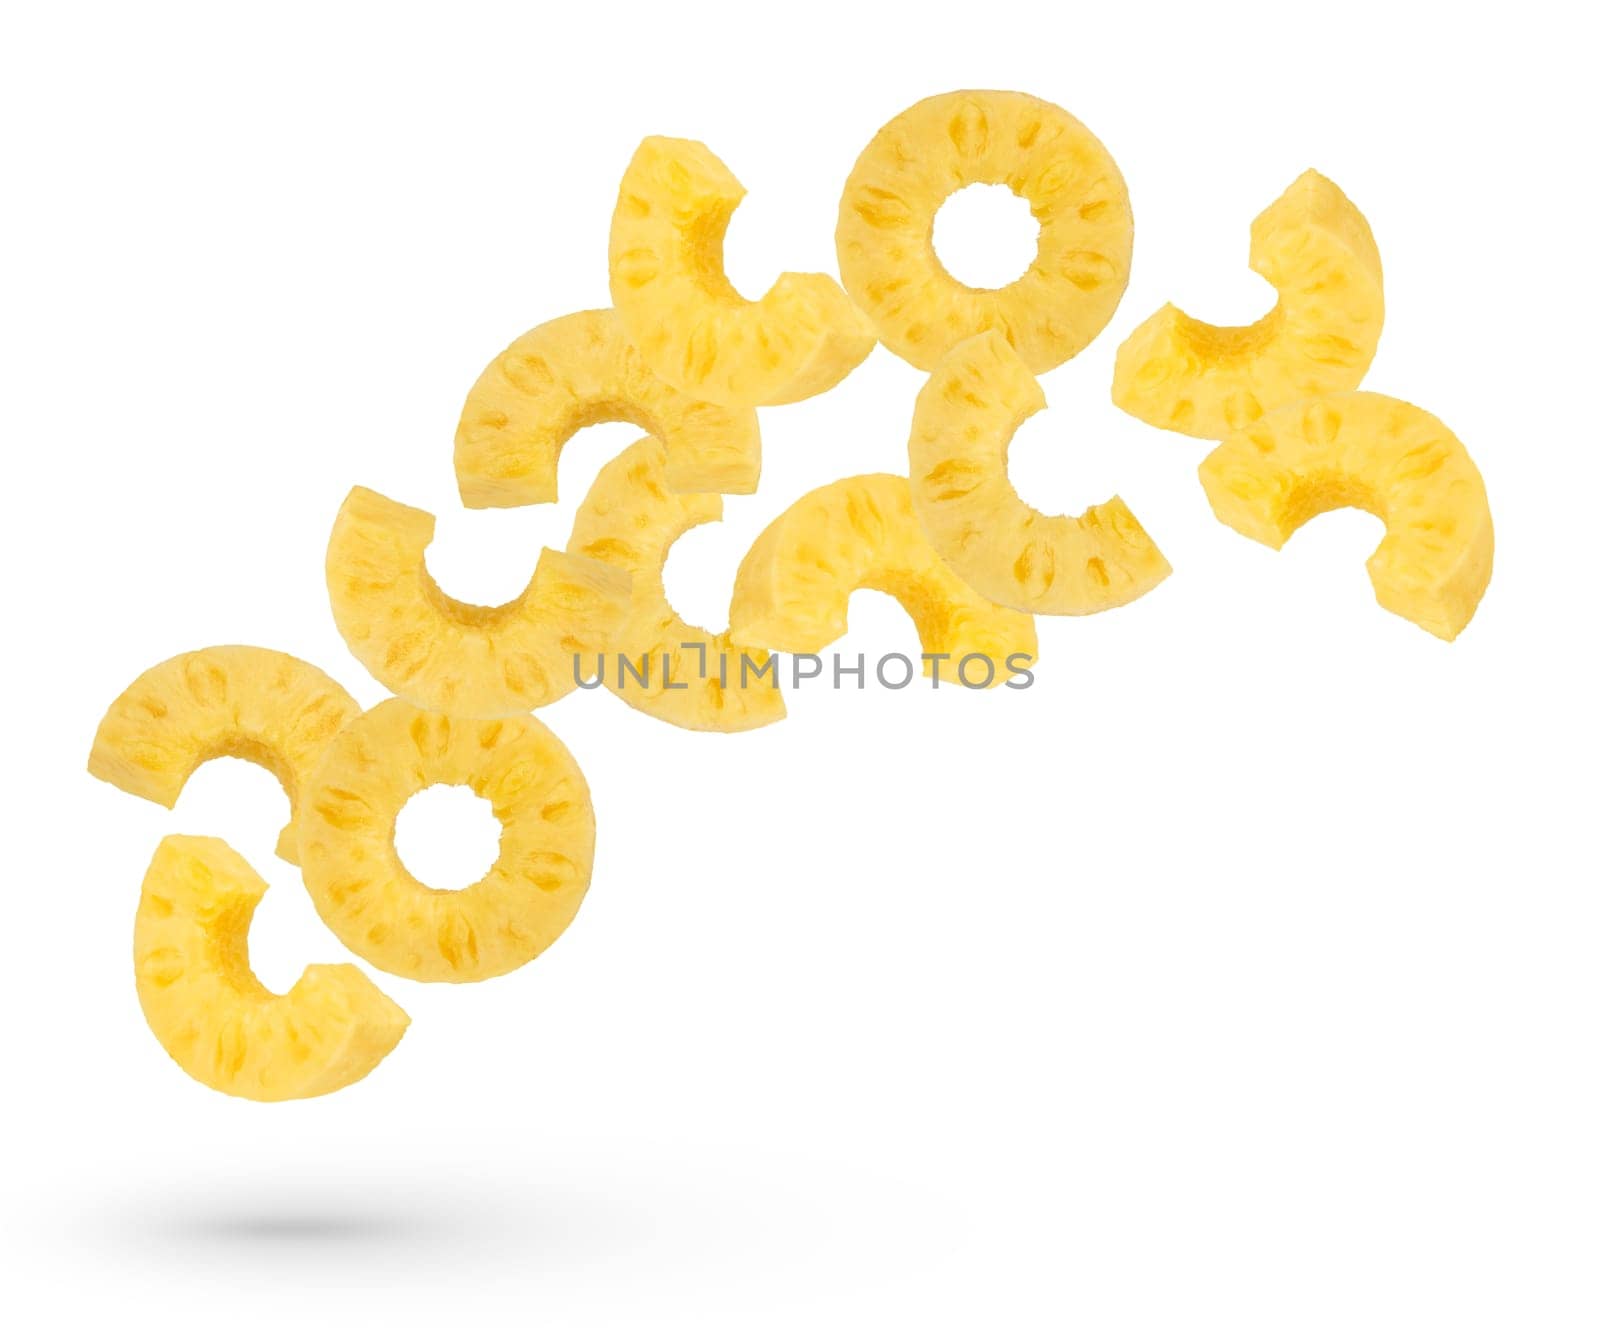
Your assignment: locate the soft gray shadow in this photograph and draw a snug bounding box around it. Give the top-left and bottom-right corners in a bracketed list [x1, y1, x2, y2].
[164, 1209, 450, 1246]
[74, 1173, 650, 1271]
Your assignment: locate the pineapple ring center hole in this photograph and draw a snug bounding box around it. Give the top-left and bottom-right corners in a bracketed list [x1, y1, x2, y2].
[661, 517, 744, 634]
[394, 785, 502, 891]
[422, 505, 572, 611]
[719, 191, 788, 300]
[933, 184, 1040, 290]
[1170, 265, 1283, 340]
[1004, 407, 1119, 516]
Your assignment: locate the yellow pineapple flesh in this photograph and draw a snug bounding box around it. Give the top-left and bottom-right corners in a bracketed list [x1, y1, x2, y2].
[1198, 392, 1492, 639]
[88, 646, 360, 864]
[836, 90, 1133, 373]
[326, 485, 631, 718]
[296, 700, 595, 983]
[728, 473, 1037, 683]
[135, 835, 409, 1101]
[1113, 170, 1383, 439]
[454, 308, 761, 507]
[910, 331, 1170, 614]
[568, 437, 785, 731]
[610, 137, 876, 409]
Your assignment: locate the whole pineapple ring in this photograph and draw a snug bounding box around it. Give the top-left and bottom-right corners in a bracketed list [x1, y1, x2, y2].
[728, 473, 1037, 685]
[297, 700, 595, 983]
[1199, 392, 1492, 640]
[136, 835, 409, 1101]
[569, 437, 785, 731]
[1114, 170, 1384, 439]
[610, 137, 877, 409]
[325, 485, 631, 718]
[911, 331, 1170, 615]
[836, 90, 1133, 374]
[88, 646, 361, 865]
[454, 308, 761, 508]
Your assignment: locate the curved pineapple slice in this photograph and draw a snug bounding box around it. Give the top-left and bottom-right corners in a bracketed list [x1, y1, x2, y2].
[1113, 170, 1384, 439]
[836, 90, 1133, 373]
[569, 438, 785, 731]
[88, 647, 360, 865]
[326, 485, 631, 718]
[136, 835, 409, 1101]
[728, 473, 1037, 684]
[454, 308, 761, 508]
[610, 137, 876, 409]
[911, 332, 1170, 614]
[1199, 393, 1492, 639]
[297, 700, 595, 983]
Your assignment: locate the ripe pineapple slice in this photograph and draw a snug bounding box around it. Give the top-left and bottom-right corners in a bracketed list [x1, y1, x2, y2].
[610, 137, 876, 408]
[569, 437, 785, 731]
[1198, 392, 1492, 639]
[454, 308, 761, 507]
[836, 90, 1133, 373]
[728, 473, 1037, 683]
[88, 646, 360, 865]
[1113, 170, 1384, 439]
[910, 331, 1170, 614]
[297, 700, 595, 983]
[326, 485, 631, 718]
[136, 835, 409, 1101]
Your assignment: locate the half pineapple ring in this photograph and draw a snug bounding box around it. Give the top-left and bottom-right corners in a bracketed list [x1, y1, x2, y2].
[1199, 392, 1492, 640]
[911, 331, 1171, 615]
[569, 437, 785, 731]
[836, 90, 1133, 374]
[326, 485, 631, 718]
[610, 137, 877, 409]
[297, 700, 595, 983]
[454, 308, 761, 508]
[1113, 170, 1384, 439]
[136, 835, 409, 1101]
[88, 646, 361, 865]
[728, 473, 1038, 684]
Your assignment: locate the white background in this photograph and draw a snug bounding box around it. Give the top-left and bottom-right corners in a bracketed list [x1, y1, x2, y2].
[3, 2, 1596, 1328]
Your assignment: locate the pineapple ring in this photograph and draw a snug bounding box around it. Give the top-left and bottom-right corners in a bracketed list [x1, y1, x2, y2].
[569, 437, 785, 731]
[836, 90, 1133, 374]
[454, 308, 761, 508]
[728, 473, 1038, 684]
[297, 700, 595, 983]
[1199, 392, 1493, 640]
[610, 137, 877, 409]
[326, 485, 631, 718]
[911, 331, 1171, 615]
[1113, 170, 1384, 439]
[88, 646, 361, 865]
[136, 835, 409, 1101]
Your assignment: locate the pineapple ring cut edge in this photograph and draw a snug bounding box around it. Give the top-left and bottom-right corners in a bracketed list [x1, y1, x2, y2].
[453, 308, 762, 509]
[910, 331, 1171, 615]
[135, 834, 410, 1101]
[297, 699, 597, 983]
[836, 90, 1134, 374]
[326, 485, 632, 719]
[727, 471, 1039, 685]
[567, 437, 786, 732]
[88, 646, 361, 866]
[1198, 391, 1493, 640]
[1112, 169, 1385, 440]
[610, 137, 877, 409]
